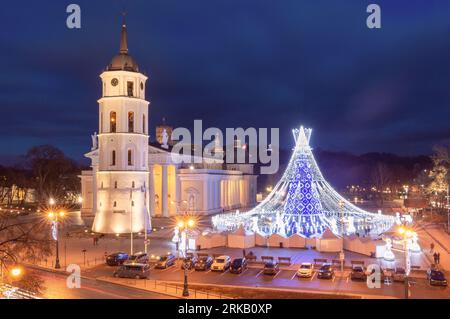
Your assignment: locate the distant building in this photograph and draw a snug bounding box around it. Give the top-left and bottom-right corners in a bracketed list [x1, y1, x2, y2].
[80, 20, 257, 234]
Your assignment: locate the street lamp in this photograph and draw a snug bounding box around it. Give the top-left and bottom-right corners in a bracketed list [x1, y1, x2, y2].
[48, 210, 65, 269]
[10, 266, 22, 279]
[338, 200, 345, 273]
[176, 215, 196, 297]
[397, 225, 415, 299]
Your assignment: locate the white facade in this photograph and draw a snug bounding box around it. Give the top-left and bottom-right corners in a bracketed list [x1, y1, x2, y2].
[80, 21, 257, 234]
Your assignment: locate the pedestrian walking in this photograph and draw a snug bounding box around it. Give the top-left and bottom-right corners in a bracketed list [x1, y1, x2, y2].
[433, 252, 438, 265]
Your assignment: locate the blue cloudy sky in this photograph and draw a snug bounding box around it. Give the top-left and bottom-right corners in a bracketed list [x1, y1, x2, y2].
[1, 0, 450, 163]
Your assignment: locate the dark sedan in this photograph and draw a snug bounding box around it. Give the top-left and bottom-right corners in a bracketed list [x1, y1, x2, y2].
[181, 256, 198, 270]
[428, 270, 448, 287]
[263, 261, 279, 275]
[350, 265, 367, 281]
[317, 264, 335, 279]
[230, 258, 248, 274]
[194, 256, 213, 271]
[106, 252, 129, 266]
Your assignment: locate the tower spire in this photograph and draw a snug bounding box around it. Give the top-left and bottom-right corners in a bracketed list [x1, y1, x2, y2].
[119, 11, 128, 54]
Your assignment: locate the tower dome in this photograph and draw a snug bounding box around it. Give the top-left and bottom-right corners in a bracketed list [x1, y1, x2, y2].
[107, 19, 139, 72]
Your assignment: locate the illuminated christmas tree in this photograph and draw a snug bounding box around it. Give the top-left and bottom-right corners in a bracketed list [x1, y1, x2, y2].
[212, 126, 395, 238]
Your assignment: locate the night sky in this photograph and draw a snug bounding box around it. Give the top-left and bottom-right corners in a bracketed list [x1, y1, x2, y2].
[1, 0, 450, 164]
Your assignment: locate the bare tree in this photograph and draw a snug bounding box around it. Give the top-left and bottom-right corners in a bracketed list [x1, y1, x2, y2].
[0, 212, 51, 295]
[25, 145, 79, 205]
[371, 162, 391, 209]
[427, 143, 450, 211]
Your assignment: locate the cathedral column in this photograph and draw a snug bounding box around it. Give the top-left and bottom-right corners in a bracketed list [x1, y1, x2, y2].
[203, 179, 208, 213]
[149, 164, 156, 217]
[175, 166, 181, 214]
[162, 164, 169, 217]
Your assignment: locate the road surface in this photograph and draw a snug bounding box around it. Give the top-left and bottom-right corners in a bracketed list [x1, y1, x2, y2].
[35, 269, 174, 299]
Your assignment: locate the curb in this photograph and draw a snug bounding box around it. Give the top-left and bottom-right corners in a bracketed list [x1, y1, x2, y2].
[154, 279, 396, 299]
[95, 277, 183, 299]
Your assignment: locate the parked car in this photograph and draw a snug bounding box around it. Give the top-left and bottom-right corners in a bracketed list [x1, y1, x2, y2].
[113, 263, 150, 279]
[155, 254, 176, 269]
[296, 262, 314, 278]
[211, 256, 232, 272]
[194, 256, 213, 271]
[263, 261, 279, 275]
[317, 264, 334, 279]
[124, 252, 149, 265]
[392, 267, 406, 282]
[427, 269, 448, 287]
[230, 258, 248, 274]
[106, 252, 129, 266]
[350, 265, 367, 281]
[181, 256, 198, 270]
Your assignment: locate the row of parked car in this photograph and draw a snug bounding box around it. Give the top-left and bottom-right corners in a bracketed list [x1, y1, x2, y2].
[105, 251, 447, 286]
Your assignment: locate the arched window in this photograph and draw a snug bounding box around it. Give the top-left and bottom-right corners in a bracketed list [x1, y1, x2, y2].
[142, 114, 146, 134]
[132, 181, 135, 188]
[113, 201, 117, 207]
[101, 182, 104, 189]
[114, 181, 117, 189]
[111, 150, 116, 166]
[110, 111, 116, 133]
[128, 112, 134, 133]
[131, 201, 135, 207]
[128, 149, 133, 166]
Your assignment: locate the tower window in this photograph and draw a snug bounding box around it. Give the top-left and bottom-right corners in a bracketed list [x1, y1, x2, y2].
[131, 201, 135, 207]
[113, 201, 117, 207]
[114, 181, 118, 189]
[111, 150, 116, 166]
[128, 149, 133, 166]
[132, 181, 135, 188]
[128, 112, 134, 133]
[142, 114, 146, 134]
[127, 81, 134, 97]
[101, 112, 103, 133]
[110, 111, 116, 133]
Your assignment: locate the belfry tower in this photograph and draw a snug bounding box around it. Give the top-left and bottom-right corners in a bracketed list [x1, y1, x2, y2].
[92, 18, 151, 234]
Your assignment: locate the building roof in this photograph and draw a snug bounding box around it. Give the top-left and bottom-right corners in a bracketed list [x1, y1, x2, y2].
[107, 18, 139, 72]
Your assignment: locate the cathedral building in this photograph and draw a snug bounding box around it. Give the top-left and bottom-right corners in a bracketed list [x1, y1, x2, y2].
[80, 21, 257, 234]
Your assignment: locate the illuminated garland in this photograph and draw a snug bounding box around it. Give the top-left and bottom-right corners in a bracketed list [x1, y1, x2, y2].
[212, 126, 395, 238]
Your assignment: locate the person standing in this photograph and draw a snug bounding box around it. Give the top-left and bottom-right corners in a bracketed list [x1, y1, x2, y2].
[433, 252, 438, 265]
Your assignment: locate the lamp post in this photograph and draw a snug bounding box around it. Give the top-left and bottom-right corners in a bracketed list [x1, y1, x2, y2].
[398, 226, 415, 299]
[338, 200, 345, 273]
[48, 209, 65, 269]
[447, 185, 449, 234]
[176, 215, 196, 297]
